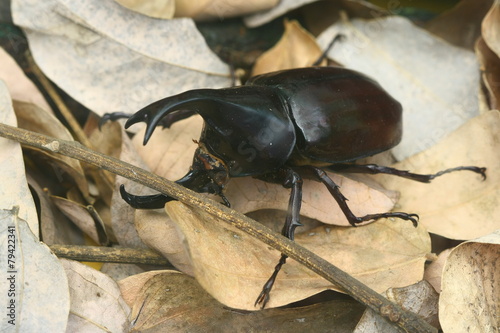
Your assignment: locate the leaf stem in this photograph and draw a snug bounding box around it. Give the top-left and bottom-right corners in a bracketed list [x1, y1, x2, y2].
[0, 123, 436, 333]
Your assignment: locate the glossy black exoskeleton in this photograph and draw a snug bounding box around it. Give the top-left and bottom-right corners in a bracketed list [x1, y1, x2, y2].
[106, 66, 486, 308]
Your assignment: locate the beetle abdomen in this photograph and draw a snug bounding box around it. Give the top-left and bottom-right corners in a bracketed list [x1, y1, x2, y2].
[248, 67, 402, 164]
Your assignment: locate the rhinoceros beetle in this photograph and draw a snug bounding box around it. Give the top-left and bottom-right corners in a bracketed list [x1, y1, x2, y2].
[105, 66, 486, 308]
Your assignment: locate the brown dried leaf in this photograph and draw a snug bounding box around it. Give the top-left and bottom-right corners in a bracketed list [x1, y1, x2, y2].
[132, 116, 203, 181]
[61, 259, 131, 332]
[252, 20, 325, 76]
[0, 48, 52, 112]
[379, 111, 500, 240]
[354, 281, 439, 332]
[14, 100, 91, 201]
[27, 174, 85, 245]
[164, 201, 430, 309]
[50, 195, 108, 245]
[118, 270, 168, 307]
[114, 0, 175, 19]
[476, 37, 500, 110]
[482, 0, 500, 57]
[134, 209, 193, 275]
[174, 0, 279, 20]
[0, 82, 38, 235]
[125, 271, 364, 332]
[425, 0, 493, 49]
[226, 174, 397, 227]
[439, 230, 500, 332]
[424, 248, 452, 294]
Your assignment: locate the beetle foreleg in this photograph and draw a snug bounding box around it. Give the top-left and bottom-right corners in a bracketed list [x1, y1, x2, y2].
[310, 167, 419, 227]
[255, 169, 303, 309]
[329, 164, 486, 183]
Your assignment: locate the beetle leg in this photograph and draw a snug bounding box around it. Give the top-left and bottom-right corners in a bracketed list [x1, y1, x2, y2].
[310, 167, 419, 227]
[255, 169, 303, 309]
[329, 164, 487, 183]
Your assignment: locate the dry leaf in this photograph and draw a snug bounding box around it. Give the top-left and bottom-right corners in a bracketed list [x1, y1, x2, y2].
[175, 0, 279, 20]
[317, 16, 480, 160]
[114, 0, 175, 19]
[164, 201, 430, 309]
[101, 263, 145, 282]
[0, 81, 38, 236]
[125, 270, 364, 332]
[354, 280, 439, 332]
[439, 230, 500, 332]
[424, 0, 493, 49]
[0, 47, 52, 112]
[132, 115, 203, 181]
[482, 1, 500, 58]
[12, 0, 231, 115]
[476, 37, 500, 110]
[244, 0, 321, 27]
[424, 248, 452, 293]
[252, 20, 325, 76]
[50, 195, 109, 245]
[0, 207, 69, 331]
[61, 259, 131, 332]
[225, 174, 397, 227]
[27, 174, 85, 245]
[134, 209, 193, 275]
[379, 111, 500, 240]
[118, 270, 169, 307]
[14, 100, 91, 201]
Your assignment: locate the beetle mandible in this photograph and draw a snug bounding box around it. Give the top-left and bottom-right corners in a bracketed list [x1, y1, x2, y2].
[109, 66, 486, 308]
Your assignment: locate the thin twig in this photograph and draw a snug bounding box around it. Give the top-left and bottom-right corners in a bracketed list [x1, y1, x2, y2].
[0, 123, 436, 333]
[50, 245, 171, 266]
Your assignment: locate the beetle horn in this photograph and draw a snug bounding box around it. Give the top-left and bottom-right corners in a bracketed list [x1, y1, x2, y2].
[125, 89, 216, 145]
[119, 167, 228, 209]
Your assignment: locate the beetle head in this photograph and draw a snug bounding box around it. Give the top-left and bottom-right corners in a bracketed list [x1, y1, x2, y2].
[126, 86, 296, 178]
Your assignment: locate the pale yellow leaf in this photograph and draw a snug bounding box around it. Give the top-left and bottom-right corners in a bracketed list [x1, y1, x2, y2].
[12, 0, 231, 115]
[439, 230, 500, 332]
[61, 259, 131, 332]
[0, 48, 52, 112]
[252, 20, 325, 76]
[115, 0, 175, 19]
[175, 0, 279, 20]
[317, 16, 480, 160]
[354, 281, 439, 332]
[379, 111, 500, 240]
[164, 201, 430, 309]
[482, 0, 500, 57]
[0, 82, 38, 236]
[0, 207, 69, 331]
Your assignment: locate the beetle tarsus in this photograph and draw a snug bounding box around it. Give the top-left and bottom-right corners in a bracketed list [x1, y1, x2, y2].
[99, 112, 132, 129]
[255, 254, 287, 309]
